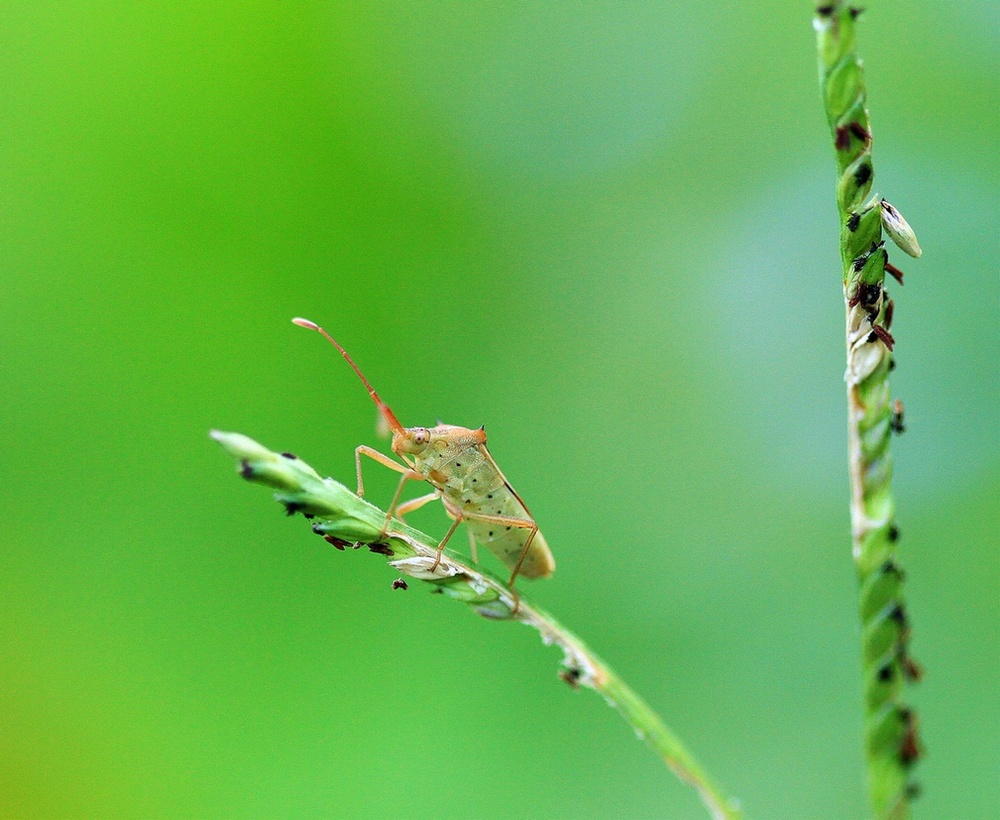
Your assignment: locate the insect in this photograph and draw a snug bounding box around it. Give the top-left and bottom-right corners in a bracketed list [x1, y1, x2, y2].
[293, 318, 555, 603]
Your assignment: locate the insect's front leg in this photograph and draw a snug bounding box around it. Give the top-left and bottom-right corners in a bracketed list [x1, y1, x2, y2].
[355, 445, 423, 539]
[355, 444, 418, 497]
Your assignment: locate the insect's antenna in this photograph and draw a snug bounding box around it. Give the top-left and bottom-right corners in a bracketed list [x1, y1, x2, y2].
[292, 317, 405, 435]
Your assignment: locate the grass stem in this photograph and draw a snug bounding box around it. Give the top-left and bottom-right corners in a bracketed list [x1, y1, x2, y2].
[211, 429, 740, 819]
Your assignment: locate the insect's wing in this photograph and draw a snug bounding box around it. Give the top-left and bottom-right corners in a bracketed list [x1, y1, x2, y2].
[462, 445, 555, 579]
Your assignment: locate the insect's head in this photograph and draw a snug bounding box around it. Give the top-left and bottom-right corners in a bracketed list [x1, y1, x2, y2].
[392, 423, 484, 458]
[393, 426, 431, 455]
[293, 316, 406, 437]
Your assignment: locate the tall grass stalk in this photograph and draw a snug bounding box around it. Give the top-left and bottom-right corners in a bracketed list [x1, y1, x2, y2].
[814, 4, 923, 816]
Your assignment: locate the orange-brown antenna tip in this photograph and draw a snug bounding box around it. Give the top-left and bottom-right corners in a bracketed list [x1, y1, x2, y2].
[294, 316, 405, 435]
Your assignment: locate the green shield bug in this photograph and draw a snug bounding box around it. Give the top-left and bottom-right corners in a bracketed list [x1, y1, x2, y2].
[293, 318, 555, 607]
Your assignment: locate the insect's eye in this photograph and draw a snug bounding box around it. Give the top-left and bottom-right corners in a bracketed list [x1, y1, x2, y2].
[396, 427, 430, 455]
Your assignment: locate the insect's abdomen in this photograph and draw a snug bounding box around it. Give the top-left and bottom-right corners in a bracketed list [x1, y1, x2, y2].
[464, 484, 553, 579]
[448, 447, 554, 579]
[470, 514, 554, 578]
[414, 440, 554, 578]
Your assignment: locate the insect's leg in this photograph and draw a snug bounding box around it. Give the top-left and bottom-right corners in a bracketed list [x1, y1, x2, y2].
[433, 500, 478, 563]
[459, 510, 538, 614]
[466, 526, 479, 565]
[506, 525, 538, 603]
[355, 445, 416, 497]
[384, 471, 415, 519]
[354, 445, 422, 538]
[429, 516, 462, 573]
[394, 490, 440, 522]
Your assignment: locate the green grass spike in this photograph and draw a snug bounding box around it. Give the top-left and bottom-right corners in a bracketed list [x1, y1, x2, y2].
[813, 4, 923, 817]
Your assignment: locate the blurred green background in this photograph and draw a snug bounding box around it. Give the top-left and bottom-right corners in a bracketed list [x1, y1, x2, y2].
[2, 2, 997, 817]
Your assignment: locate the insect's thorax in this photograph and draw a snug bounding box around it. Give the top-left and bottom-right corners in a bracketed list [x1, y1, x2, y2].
[413, 433, 505, 503]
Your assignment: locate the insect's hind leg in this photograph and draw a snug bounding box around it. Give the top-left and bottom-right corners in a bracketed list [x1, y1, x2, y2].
[466, 526, 479, 565]
[457, 509, 538, 614]
[506, 524, 538, 596]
